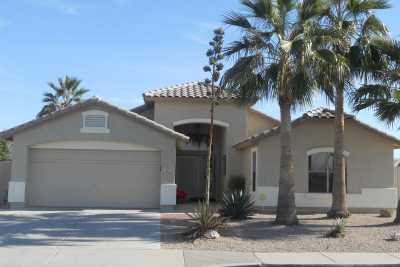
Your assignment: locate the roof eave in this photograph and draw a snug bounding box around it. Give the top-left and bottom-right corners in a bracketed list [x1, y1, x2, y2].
[234, 116, 400, 150]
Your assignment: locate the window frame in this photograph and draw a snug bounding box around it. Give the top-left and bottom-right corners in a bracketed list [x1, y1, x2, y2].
[80, 110, 110, 134]
[250, 147, 258, 192]
[307, 147, 349, 194]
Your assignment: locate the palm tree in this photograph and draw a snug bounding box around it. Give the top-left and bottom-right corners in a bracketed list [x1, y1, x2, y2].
[315, 0, 390, 218]
[352, 38, 400, 224]
[222, 0, 326, 225]
[38, 76, 89, 118]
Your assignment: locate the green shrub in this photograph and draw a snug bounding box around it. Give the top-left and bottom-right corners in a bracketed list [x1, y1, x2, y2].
[227, 176, 246, 192]
[220, 190, 255, 220]
[325, 218, 347, 238]
[0, 139, 10, 161]
[184, 201, 225, 239]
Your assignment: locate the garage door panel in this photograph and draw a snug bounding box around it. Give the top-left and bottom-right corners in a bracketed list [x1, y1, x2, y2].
[30, 149, 160, 163]
[28, 149, 161, 208]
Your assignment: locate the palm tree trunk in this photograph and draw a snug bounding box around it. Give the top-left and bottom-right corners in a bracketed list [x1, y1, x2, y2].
[276, 97, 298, 225]
[329, 87, 349, 218]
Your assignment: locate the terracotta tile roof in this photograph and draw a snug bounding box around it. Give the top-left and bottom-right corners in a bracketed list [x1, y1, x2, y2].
[234, 107, 400, 149]
[304, 107, 354, 119]
[143, 81, 239, 101]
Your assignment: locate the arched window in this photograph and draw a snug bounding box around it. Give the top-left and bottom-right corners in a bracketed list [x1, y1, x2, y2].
[307, 148, 348, 193]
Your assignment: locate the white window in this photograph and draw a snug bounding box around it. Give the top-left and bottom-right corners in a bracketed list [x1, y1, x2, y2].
[307, 148, 349, 193]
[81, 110, 110, 133]
[251, 147, 257, 192]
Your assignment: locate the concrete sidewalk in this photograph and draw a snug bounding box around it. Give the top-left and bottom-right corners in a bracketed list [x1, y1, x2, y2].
[185, 251, 400, 266]
[1, 248, 400, 267]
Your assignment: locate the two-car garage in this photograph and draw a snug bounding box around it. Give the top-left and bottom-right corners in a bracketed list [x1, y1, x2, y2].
[27, 148, 161, 208]
[1, 99, 189, 209]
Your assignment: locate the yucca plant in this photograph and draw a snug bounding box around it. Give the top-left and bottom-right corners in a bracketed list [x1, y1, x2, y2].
[220, 190, 255, 220]
[184, 201, 225, 239]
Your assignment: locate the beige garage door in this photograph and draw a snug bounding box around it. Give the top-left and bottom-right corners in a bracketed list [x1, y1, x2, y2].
[28, 148, 161, 208]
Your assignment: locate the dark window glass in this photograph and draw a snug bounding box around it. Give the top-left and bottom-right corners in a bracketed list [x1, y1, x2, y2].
[308, 152, 346, 193]
[252, 151, 257, 192]
[309, 172, 327, 192]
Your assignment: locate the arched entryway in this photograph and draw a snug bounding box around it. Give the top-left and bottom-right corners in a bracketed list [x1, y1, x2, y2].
[173, 121, 227, 202]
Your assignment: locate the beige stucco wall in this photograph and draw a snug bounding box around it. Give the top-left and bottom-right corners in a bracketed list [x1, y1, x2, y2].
[242, 119, 395, 194]
[0, 161, 11, 203]
[154, 100, 248, 183]
[9, 104, 179, 204]
[395, 162, 400, 198]
[246, 109, 278, 136]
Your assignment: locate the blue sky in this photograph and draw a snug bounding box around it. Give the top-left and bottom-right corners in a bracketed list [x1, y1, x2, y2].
[1, 0, 400, 151]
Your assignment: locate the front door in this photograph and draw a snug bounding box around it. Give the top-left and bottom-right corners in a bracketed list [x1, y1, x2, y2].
[176, 151, 215, 200]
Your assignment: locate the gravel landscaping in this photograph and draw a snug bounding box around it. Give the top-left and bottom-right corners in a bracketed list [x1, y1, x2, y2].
[161, 212, 400, 252]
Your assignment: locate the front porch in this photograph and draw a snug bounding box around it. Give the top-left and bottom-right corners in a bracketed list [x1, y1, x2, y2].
[174, 123, 227, 203]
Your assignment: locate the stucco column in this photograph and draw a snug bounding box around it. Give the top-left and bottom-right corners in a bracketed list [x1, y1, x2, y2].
[8, 144, 28, 207]
[160, 142, 177, 207]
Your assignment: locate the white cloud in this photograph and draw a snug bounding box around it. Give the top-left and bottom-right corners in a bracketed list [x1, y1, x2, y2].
[31, 0, 80, 15]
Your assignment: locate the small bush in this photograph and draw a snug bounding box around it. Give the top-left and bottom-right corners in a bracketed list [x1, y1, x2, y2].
[227, 176, 246, 192]
[184, 201, 225, 239]
[379, 209, 394, 218]
[325, 218, 347, 238]
[220, 190, 255, 220]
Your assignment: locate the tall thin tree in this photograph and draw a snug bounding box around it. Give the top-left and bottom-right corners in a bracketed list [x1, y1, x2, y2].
[38, 76, 89, 118]
[203, 28, 225, 206]
[222, 0, 326, 225]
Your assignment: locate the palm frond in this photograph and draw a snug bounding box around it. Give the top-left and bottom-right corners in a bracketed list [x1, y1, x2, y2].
[38, 76, 89, 117]
[361, 15, 388, 37]
[347, 0, 390, 16]
[224, 12, 253, 29]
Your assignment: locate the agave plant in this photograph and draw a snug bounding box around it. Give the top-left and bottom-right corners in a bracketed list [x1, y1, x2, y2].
[184, 201, 225, 239]
[220, 190, 255, 220]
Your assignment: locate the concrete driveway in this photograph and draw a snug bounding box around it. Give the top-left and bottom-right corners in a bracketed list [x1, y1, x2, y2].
[0, 209, 182, 267]
[0, 209, 160, 249]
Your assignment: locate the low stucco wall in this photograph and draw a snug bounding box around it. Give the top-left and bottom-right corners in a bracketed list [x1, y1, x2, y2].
[241, 119, 397, 210]
[0, 161, 11, 204]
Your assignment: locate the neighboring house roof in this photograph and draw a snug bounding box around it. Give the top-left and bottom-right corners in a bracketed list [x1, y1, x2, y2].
[234, 107, 400, 149]
[0, 98, 189, 142]
[143, 81, 239, 102]
[303, 107, 354, 119]
[130, 103, 153, 113]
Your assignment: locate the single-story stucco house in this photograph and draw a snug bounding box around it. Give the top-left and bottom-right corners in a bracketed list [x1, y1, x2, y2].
[1, 81, 399, 211]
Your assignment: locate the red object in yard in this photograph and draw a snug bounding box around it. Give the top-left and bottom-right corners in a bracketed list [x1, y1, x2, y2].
[176, 188, 188, 202]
